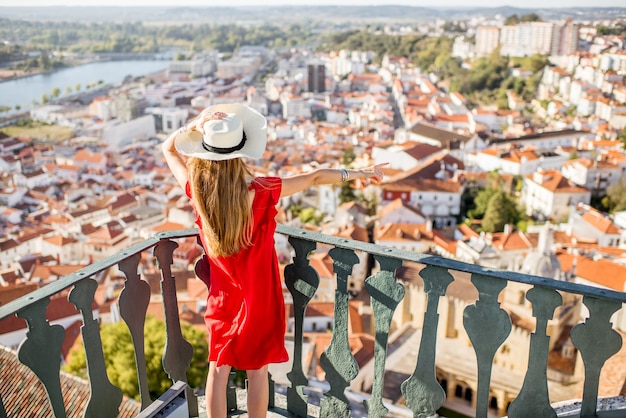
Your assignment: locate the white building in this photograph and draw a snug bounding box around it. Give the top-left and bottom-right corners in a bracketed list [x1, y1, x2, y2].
[472, 146, 569, 176]
[566, 204, 623, 247]
[101, 114, 157, 148]
[520, 169, 591, 222]
[561, 158, 623, 196]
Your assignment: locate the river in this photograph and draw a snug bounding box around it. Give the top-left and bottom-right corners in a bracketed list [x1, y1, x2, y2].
[0, 60, 170, 114]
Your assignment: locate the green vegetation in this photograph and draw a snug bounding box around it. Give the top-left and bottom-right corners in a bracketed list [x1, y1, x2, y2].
[619, 128, 626, 151]
[1, 19, 549, 110]
[63, 315, 208, 400]
[596, 23, 626, 37]
[0, 19, 318, 60]
[0, 119, 74, 142]
[319, 29, 547, 108]
[504, 13, 541, 26]
[462, 171, 525, 233]
[600, 179, 626, 213]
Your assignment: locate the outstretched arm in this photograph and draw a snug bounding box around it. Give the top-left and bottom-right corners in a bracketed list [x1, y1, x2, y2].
[280, 163, 387, 198]
[162, 128, 189, 190]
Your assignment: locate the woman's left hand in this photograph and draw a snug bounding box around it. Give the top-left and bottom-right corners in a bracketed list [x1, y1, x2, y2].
[359, 163, 388, 185]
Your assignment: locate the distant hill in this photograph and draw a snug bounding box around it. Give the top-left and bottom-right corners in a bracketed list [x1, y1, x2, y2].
[0, 5, 624, 23]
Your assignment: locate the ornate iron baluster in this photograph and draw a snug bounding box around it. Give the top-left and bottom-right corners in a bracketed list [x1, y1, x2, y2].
[463, 273, 511, 418]
[118, 252, 152, 409]
[507, 286, 562, 418]
[69, 278, 123, 417]
[364, 255, 404, 418]
[571, 296, 622, 418]
[401, 266, 454, 417]
[285, 237, 319, 417]
[319, 246, 360, 418]
[154, 239, 197, 417]
[16, 298, 66, 417]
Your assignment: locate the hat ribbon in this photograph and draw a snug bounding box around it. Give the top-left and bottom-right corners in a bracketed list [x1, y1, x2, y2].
[201, 131, 248, 155]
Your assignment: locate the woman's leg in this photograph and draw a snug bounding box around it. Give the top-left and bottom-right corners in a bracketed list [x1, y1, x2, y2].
[246, 365, 269, 418]
[205, 362, 232, 418]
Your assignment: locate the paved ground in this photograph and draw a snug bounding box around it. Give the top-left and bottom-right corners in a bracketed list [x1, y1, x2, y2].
[197, 387, 320, 418]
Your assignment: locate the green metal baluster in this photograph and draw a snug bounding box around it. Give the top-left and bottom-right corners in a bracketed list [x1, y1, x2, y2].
[16, 298, 66, 417]
[227, 371, 237, 412]
[285, 237, 319, 418]
[154, 239, 198, 417]
[118, 252, 152, 410]
[69, 278, 123, 417]
[401, 266, 454, 417]
[319, 246, 360, 418]
[364, 255, 404, 418]
[508, 286, 562, 418]
[463, 273, 511, 418]
[571, 296, 622, 418]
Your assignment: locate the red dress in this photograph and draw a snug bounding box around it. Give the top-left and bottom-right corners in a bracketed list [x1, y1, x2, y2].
[186, 177, 289, 369]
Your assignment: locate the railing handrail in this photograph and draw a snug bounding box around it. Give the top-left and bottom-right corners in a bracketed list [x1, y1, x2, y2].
[2, 225, 626, 417]
[2, 226, 624, 323]
[274, 224, 626, 302]
[0, 229, 196, 321]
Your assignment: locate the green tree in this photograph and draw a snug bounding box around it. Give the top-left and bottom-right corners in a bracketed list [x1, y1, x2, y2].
[520, 13, 541, 22]
[51, 87, 60, 99]
[601, 179, 626, 213]
[63, 315, 208, 400]
[342, 147, 356, 167]
[504, 14, 520, 25]
[467, 187, 498, 219]
[298, 207, 324, 225]
[618, 128, 626, 150]
[38, 51, 51, 70]
[482, 190, 521, 233]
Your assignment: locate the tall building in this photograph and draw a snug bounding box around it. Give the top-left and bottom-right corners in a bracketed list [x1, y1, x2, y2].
[500, 22, 556, 57]
[475, 26, 501, 57]
[307, 63, 326, 93]
[555, 20, 580, 56]
[498, 21, 578, 57]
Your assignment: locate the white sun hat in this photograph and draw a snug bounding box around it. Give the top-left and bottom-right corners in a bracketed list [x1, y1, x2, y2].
[174, 103, 267, 161]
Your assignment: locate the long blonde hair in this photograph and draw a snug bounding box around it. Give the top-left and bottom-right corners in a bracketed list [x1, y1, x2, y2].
[188, 157, 254, 257]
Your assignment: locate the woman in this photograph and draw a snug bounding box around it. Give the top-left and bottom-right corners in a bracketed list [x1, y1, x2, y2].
[162, 103, 384, 418]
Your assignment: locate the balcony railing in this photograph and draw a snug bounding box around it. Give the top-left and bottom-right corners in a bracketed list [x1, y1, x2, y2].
[0, 225, 625, 418]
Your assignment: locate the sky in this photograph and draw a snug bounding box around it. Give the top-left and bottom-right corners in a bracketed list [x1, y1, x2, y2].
[0, 0, 624, 7]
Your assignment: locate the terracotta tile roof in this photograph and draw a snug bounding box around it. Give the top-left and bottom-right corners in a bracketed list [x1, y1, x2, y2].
[29, 265, 87, 282]
[580, 208, 621, 234]
[336, 225, 369, 243]
[490, 231, 534, 251]
[73, 149, 106, 165]
[0, 346, 140, 417]
[528, 169, 589, 193]
[309, 252, 334, 279]
[403, 142, 444, 161]
[409, 122, 473, 149]
[457, 224, 480, 239]
[43, 235, 80, 247]
[557, 251, 626, 292]
[378, 198, 425, 219]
